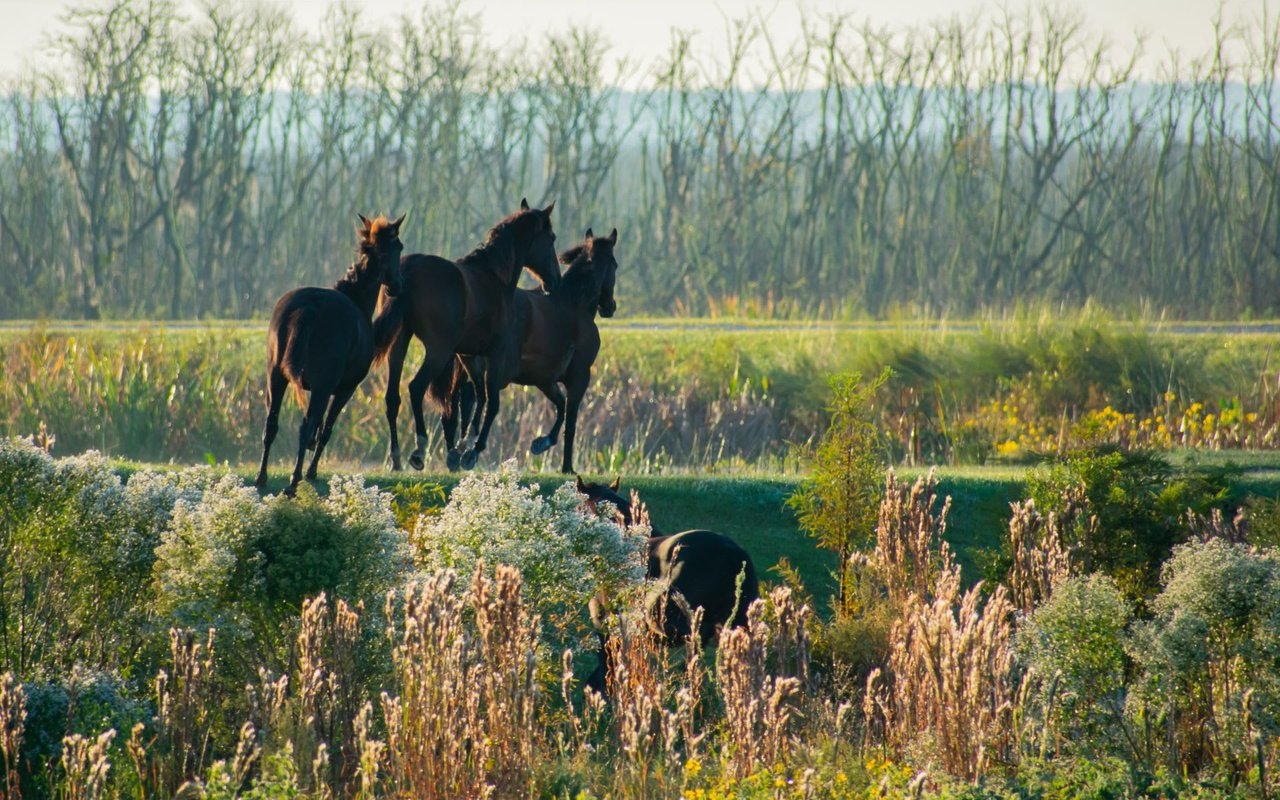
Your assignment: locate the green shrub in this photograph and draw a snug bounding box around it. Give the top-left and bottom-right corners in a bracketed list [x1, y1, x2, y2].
[1132, 539, 1280, 776]
[787, 370, 888, 613]
[154, 474, 410, 673]
[1015, 574, 1133, 758]
[411, 462, 646, 647]
[1027, 447, 1240, 604]
[0, 438, 219, 677]
[19, 667, 149, 797]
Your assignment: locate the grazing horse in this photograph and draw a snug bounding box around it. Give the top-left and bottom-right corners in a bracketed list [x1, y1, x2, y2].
[256, 213, 405, 495]
[374, 200, 562, 471]
[576, 477, 759, 693]
[446, 228, 618, 472]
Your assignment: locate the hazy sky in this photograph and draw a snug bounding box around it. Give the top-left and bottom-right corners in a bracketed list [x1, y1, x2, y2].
[0, 0, 1259, 82]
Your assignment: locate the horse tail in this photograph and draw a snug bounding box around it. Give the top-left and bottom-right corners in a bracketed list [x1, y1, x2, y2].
[372, 290, 404, 367]
[424, 357, 461, 414]
[281, 308, 314, 407]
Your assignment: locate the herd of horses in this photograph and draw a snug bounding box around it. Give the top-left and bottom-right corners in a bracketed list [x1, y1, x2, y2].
[252, 202, 759, 690]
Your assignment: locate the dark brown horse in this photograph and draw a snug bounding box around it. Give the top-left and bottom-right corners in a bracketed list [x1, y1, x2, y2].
[446, 228, 618, 472]
[373, 200, 561, 471]
[256, 214, 405, 494]
[576, 477, 759, 694]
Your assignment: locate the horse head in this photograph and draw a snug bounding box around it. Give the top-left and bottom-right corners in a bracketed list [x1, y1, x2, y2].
[515, 197, 561, 292]
[356, 212, 406, 295]
[586, 228, 619, 318]
[576, 474, 632, 527]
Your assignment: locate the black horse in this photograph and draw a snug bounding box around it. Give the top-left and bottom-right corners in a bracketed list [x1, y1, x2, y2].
[256, 214, 405, 495]
[373, 200, 561, 471]
[577, 477, 759, 693]
[446, 228, 619, 472]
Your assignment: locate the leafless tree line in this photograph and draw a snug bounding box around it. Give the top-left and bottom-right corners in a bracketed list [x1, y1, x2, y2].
[0, 0, 1277, 319]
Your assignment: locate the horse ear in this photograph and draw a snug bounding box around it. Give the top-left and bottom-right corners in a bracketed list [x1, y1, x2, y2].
[356, 213, 371, 233]
[576, 475, 588, 493]
[520, 197, 530, 211]
[584, 228, 594, 241]
[607, 228, 618, 246]
[544, 200, 555, 216]
[391, 213, 406, 231]
[610, 477, 621, 491]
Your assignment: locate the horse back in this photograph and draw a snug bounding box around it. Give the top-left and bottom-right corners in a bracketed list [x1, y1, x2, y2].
[399, 253, 468, 343]
[268, 287, 371, 391]
[652, 530, 759, 632]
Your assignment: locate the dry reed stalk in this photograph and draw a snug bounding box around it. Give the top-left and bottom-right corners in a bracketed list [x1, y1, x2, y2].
[1186, 507, 1250, 544]
[716, 591, 809, 780]
[601, 607, 673, 796]
[1006, 498, 1079, 612]
[382, 566, 540, 799]
[869, 575, 1019, 781]
[58, 730, 116, 800]
[471, 565, 539, 796]
[866, 469, 954, 606]
[1, 672, 24, 800]
[155, 628, 216, 791]
[352, 701, 385, 799]
[293, 593, 364, 790]
[382, 571, 488, 799]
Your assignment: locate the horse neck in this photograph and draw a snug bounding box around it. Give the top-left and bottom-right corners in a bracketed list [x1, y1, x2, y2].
[464, 235, 521, 293]
[333, 257, 383, 318]
[555, 263, 602, 317]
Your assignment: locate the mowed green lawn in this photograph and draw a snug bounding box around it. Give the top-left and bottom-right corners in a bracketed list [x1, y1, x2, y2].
[126, 452, 1280, 613]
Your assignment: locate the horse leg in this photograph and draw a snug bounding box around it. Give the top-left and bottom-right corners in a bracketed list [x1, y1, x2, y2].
[306, 384, 357, 481]
[443, 358, 475, 472]
[288, 389, 330, 496]
[529, 382, 566, 455]
[255, 368, 288, 488]
[407, 352, 451, 471]
[460, 364, 502, 470]
[460, 374, 482, 451]
[384, 330, 412, 471]
[560, 374, 590, 474]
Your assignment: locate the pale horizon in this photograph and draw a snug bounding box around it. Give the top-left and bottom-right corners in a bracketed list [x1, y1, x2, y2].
[0, 0, 1265, 85]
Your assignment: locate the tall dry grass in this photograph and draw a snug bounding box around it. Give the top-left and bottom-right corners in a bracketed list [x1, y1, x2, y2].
[1005, 494, 1086, 612]
[0, 560, 821, 797]
[863, 471, 1020, 781]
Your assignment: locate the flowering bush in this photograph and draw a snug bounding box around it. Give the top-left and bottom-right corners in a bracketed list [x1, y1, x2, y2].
[1131, 538, 1280, 770]
[154, 474, 411, 670]
[412, 462, 647, 638]
[1015, 574, 1133, 757]
[0, 439, 218, 675]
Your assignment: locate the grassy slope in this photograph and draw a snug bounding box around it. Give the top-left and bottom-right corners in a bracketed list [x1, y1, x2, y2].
[148, 458, 1280, 615]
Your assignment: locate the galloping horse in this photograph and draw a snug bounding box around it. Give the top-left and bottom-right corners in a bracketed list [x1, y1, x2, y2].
[576, 477, 759, 693]
[374, 200, 561, 471]
[256, 214, 405, 495]
[446, 228, 618, 472]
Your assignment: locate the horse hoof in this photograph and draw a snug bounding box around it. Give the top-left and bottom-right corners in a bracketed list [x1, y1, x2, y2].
[254, 474, 267, 489]
[530, 436, 554, 455]
[283, 482, 299, 498]
[446, 450, 462, 472]
[388, 450, 402, 471]
[460, 450, 480, 470]
[408, 451, 425, 471]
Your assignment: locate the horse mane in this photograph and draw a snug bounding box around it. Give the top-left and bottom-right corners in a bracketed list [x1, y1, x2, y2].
[457, 208, 535, 278]
[554, 246, 601, 310]
[334, 215, 391, 292]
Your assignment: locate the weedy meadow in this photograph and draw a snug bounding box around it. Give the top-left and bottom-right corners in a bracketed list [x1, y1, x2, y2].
[6, 425, 1280, 798]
